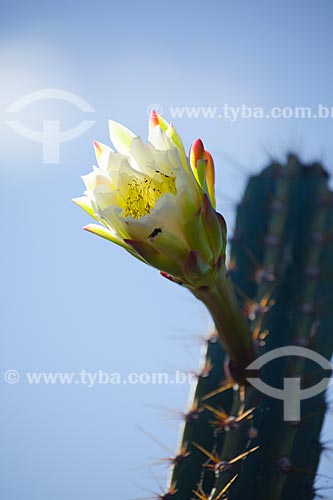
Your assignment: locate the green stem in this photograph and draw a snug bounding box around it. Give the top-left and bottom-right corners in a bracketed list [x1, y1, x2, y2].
[192, 263, 255, 383]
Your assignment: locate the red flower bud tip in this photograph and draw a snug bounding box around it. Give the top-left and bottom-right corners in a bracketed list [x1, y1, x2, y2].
[160, 271, 183, 285]
[150, 110, 160, 127]
[190, 138, 206, 172]
[93, 140, 103, 161]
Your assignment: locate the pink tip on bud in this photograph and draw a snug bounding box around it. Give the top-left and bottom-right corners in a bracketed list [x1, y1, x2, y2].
[190, 138, 205, 170]
[192, 139, 205, 157]
[150, 110, 160, 127]
[160, 271, 183, 285]
[93, 140, 103, 161]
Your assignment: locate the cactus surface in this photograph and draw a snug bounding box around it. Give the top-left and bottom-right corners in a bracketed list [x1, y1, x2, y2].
[165, 156, 333, 500]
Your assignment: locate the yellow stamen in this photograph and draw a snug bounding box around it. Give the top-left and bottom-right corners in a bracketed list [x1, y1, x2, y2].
[120, 171, 177, 219]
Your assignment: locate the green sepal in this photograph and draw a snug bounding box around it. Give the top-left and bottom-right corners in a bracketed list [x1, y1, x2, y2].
[183, 207, 214, 264]
[124, 239, 183, 277]
[202, 194, 223, 261]
[183, 250, 210, 286]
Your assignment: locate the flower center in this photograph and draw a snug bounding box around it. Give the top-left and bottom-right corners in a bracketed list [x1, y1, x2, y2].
[121, 171, 177, 219]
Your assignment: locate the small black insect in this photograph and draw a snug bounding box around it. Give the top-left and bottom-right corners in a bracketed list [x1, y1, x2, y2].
[148, 228, 162, 238]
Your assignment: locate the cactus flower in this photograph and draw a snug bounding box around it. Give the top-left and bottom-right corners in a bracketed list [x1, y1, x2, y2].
[74, 112, 225, 286]
[74, 112, 254, 381]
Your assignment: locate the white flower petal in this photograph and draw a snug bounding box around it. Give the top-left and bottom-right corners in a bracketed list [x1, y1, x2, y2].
[84, 223, 127, 248]
[108, 120, 136, 154]
[129, 136, 178, 176]
[72, 196, 98, 221]
[90, 184, 119, 211]
[148, 125, 174, 151]
[98, 205, 130, 239]
[93, 141, 113, 163]
[82, 169, 110, 191]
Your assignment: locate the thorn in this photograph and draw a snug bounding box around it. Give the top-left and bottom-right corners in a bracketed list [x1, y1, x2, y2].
[214, 474, 239, 500]
[243, 293, 275, 320]
[200, 381, 234, 401]
[159, 489, 178, 500]
[227, 446, 260, 466]
[146, 483, 178, 500]
[134, 424, 173, 456]
[182, 401, 203, 423]
[203, 404, 256, 432]
[192, 485, 210, 500]
[201, 403, 229, 422]
[192, 442, 259, 472]
[160, 447, 191, 467]
[252, 314, 266, 342]
[191, 442, 220, 465]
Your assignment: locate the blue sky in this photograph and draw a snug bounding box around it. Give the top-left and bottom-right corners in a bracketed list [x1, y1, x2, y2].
[1, 1, 333, 499]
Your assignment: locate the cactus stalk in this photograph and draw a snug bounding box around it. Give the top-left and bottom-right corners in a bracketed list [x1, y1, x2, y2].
[166, 156, 333, 500]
